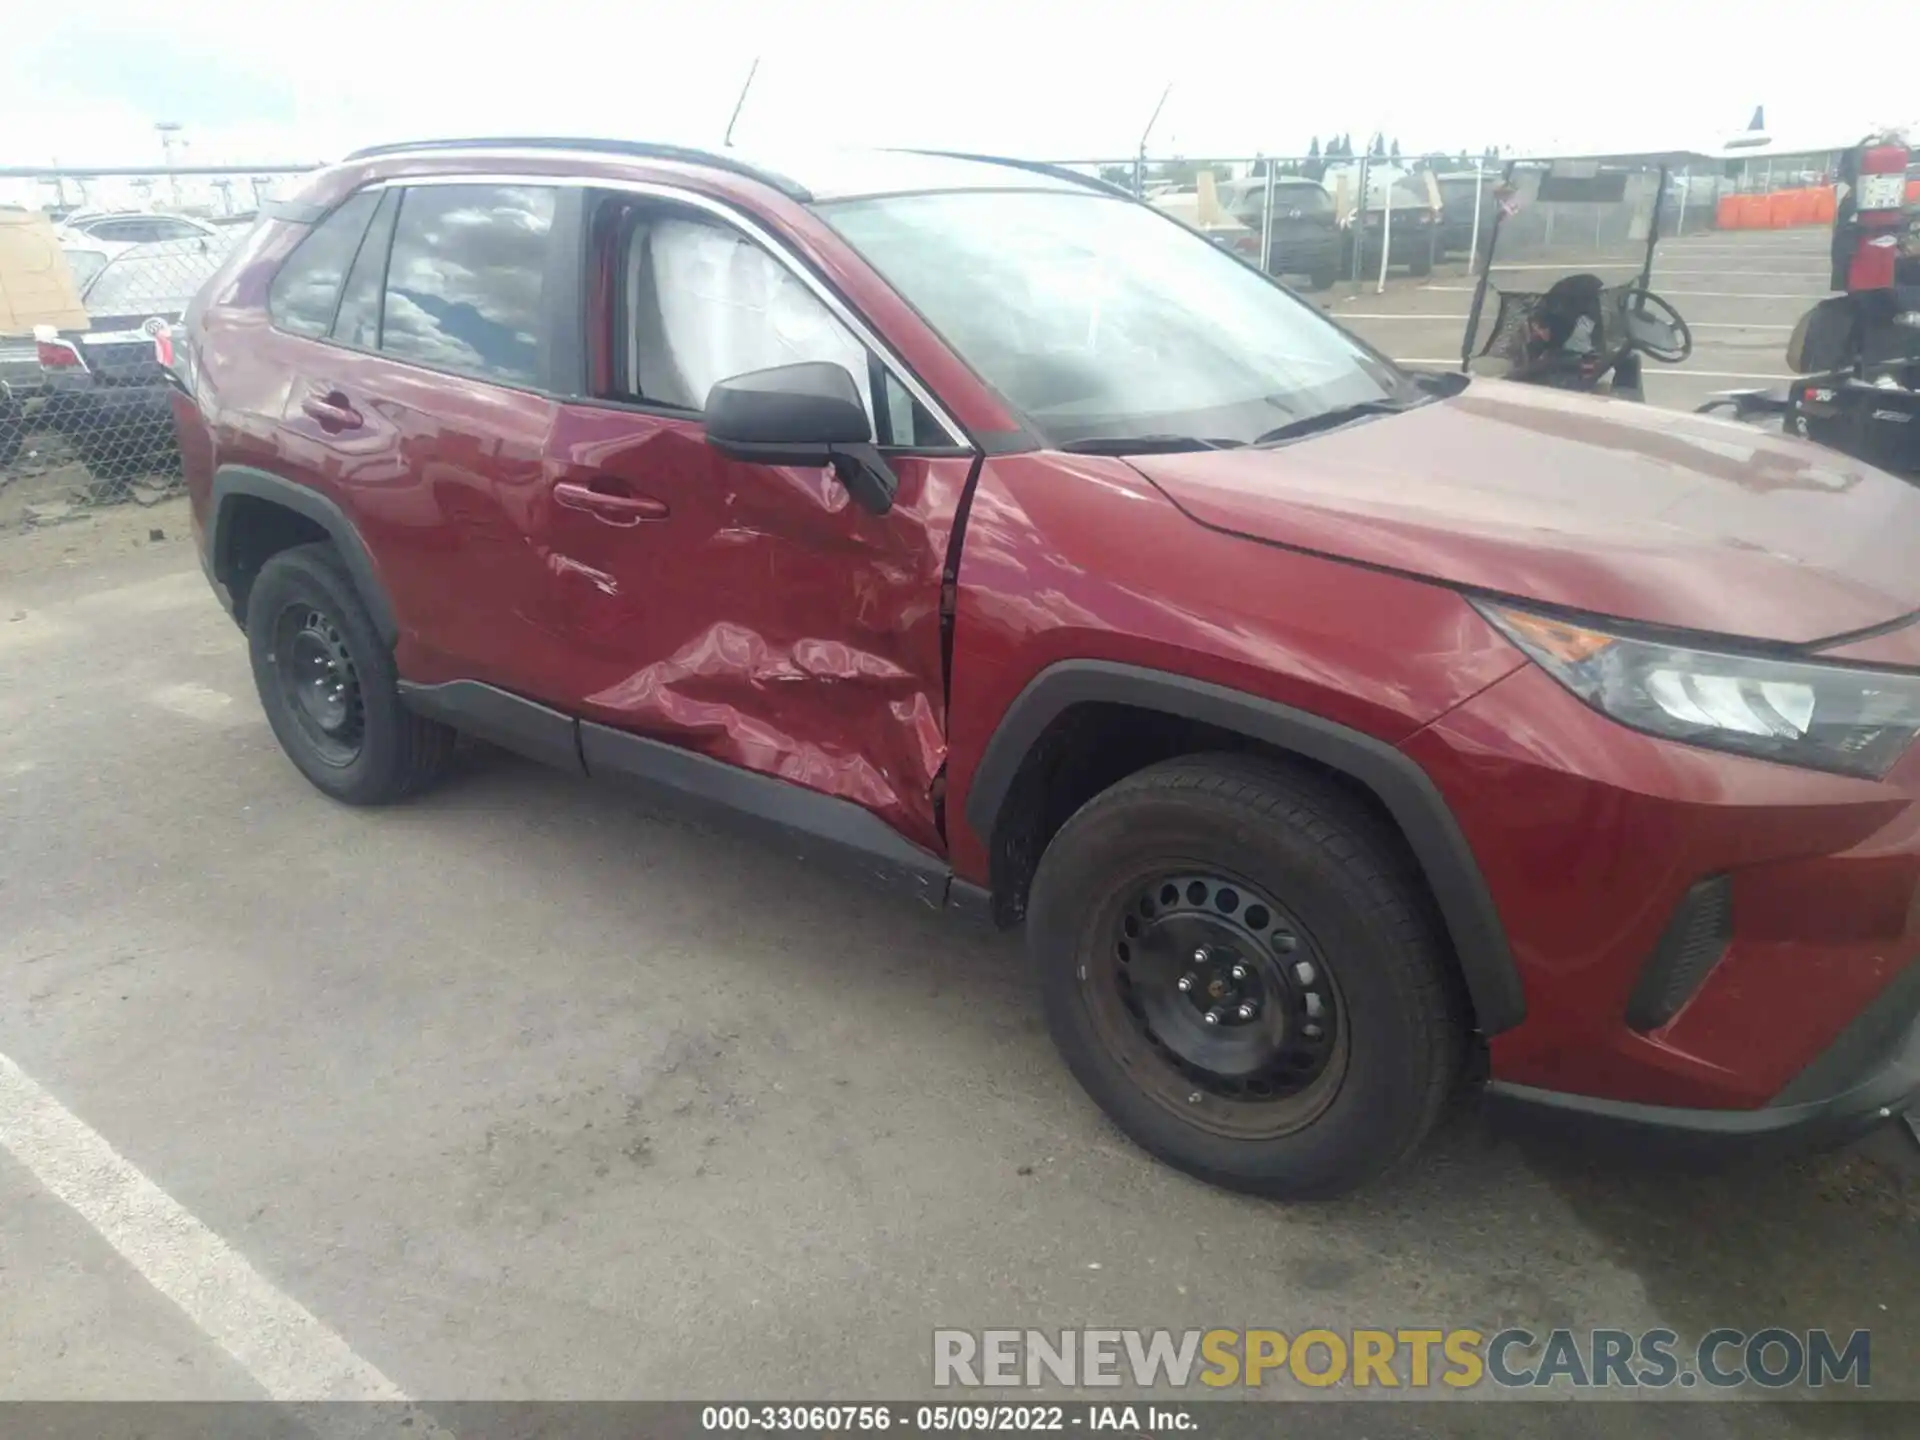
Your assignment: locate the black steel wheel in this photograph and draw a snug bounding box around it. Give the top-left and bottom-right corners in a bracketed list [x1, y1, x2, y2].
[271, 603, 366, 768]
[245, 542, 456, 805]
[1029, 755, 1466, 1199]
[1093, 870, 1347, 1139]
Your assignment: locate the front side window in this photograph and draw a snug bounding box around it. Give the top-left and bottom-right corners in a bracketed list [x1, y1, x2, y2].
[623, 215, 873, 415]
[269, 190, 380, 338]
[612, 211, 949, 446]
[824, 189, 1404, 448]
[380, 184, 555, 386]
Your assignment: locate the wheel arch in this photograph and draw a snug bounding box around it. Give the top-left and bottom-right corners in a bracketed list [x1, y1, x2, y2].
[209, 465, 398, 647]
[962, 660, 1525, 1035]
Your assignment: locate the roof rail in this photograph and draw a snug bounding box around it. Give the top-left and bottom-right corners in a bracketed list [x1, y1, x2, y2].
[338, 137, 810, 200]
[892, 150, 1136, 199]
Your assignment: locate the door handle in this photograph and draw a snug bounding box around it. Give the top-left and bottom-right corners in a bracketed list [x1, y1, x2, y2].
[553, 480, 670, 525]
[301, 391, 363, 432]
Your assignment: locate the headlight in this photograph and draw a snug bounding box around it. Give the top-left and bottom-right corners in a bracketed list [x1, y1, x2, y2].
[1475, 601, 1920, 779]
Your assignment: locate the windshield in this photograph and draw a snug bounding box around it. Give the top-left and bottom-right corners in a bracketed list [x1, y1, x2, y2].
[822, 189, 1405, 448]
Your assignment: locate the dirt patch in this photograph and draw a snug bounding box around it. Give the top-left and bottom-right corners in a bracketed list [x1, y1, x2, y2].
[0, 493, 191, 584]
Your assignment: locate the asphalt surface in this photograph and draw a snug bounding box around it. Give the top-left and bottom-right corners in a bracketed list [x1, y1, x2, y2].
[0, 417, 1916, 1429]
[1326, 225, 1828, 414]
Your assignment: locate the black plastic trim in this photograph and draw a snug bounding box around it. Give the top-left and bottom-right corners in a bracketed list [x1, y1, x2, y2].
[580, 721, 950, 907]
[963, 660, 1526, 1034]
[540, 186, 588, 400]
[398, 681, 584, 777]
[1624, 875, 1733, 1032]
[208, 466, 398, 647]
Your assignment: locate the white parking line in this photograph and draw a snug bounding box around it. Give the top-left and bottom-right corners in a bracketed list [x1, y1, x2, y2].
[0, 1050, 421, 1405]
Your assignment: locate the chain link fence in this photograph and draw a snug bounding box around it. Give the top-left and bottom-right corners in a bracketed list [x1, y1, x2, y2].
[1, 165, 308, 525]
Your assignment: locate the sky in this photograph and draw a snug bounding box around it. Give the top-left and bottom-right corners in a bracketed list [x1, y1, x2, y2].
[1, 0, 1911, 172]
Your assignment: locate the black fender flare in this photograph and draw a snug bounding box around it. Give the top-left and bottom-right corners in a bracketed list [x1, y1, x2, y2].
[962, 660, 1525, 1035]
[209, 465, 399, 647]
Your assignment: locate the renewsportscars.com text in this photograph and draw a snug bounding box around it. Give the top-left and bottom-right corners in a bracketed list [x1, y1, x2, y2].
[932, 1327, 1872, 1391]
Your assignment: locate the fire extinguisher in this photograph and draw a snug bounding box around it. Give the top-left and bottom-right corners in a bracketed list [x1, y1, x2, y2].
[1842, 138, 1909, 292]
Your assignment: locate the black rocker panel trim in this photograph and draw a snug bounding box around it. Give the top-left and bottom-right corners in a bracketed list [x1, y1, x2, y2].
[963, 659, 1526, 1034]
[398, 681, 585, 777]
[580, 720, 950, 907]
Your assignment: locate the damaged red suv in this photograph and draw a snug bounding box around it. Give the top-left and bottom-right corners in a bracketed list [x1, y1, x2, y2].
[170, 140, 1920, 1197]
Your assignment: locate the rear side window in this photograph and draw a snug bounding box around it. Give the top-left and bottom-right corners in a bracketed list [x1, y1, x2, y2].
[269, 191, 381, 338]
[379, 184, 556, 386]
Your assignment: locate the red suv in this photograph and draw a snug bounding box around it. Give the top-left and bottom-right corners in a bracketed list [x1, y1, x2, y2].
[170, 139, 1920, 1198]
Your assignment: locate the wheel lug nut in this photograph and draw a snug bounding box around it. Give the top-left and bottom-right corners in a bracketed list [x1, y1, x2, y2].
[1192, 947, 1209, 964]
[1176, 974, 1196, 993]
[1203, 1008, 1222, 1025]
[1230, 963, 1249, 982]
[1236, 1001, 1257, 1020]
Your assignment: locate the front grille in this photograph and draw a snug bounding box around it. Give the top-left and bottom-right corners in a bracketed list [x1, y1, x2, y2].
[1625, 876, 1733, 1032]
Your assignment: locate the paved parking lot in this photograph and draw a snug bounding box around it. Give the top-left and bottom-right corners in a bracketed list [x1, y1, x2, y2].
[1328, 226, 1828, 414]
[0, 437, 1916, 1425]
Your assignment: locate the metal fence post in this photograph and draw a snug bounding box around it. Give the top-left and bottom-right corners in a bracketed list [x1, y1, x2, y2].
[1377, 168, 1392, 294]
[1467, 161, 1484, 274]
[1260, 164, 1276, 276]
[1352, 155, 1369, 283]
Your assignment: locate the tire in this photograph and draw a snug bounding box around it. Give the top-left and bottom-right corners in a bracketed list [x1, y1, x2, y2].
[1306, 268, 1339, 292]
[1028, 754, 1465, 1199]
[1408, 247, 1434, 278]
[245, 542, 456, 805]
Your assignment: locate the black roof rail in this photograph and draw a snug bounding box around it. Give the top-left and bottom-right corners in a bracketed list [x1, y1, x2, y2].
[337, 137, 810, 200]
[891, 150, 1136, 199]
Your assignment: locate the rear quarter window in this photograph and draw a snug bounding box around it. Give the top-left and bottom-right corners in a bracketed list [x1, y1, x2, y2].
[268, 190, 382, 338]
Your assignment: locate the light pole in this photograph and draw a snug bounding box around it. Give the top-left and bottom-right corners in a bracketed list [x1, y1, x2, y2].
[156, 122, 184, 207]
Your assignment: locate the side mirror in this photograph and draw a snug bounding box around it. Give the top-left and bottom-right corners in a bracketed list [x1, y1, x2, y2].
[704, 361, 898, 516]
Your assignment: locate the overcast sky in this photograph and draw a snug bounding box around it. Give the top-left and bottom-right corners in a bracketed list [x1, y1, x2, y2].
[3, 0, 1911, 170]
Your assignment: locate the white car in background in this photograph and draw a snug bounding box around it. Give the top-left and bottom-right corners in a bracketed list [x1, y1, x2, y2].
[53, 210, 224, 256]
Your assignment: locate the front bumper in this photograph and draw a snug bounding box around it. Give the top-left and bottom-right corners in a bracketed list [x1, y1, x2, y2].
[1486, 965, 1920, 1156]
[1405, 658, 1920, 1125]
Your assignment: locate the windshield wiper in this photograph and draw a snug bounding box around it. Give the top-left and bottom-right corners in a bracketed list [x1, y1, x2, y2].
[1057, 435, 1240, 455]
[1250, 398, 1424, 447]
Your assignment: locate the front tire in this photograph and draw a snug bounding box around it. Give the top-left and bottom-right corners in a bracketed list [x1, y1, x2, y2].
[1028, 756, 1465, 1199]
[245, 543, 456, 805]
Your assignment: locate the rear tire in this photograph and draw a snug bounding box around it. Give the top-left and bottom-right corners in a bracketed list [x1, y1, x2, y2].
[245, 542, 456, 805]
[1306, 267, 1339, 292]
[1028, 755, 1465, 1199]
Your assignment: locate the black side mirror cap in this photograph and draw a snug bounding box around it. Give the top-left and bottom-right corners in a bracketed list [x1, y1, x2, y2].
[704, 361, 897, 515]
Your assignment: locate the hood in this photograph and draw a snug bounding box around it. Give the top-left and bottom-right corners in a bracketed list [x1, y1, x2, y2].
[1129, 380, 1920, 647]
